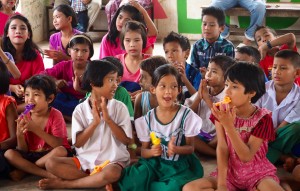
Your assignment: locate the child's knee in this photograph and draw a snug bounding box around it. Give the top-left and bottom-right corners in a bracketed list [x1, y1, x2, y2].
[50, 146, 68, 157]
[292, 165, 300, 181]
[103, 165, 122, 182]
[45, 157, 59, 171]
[4, 149, 17, 160]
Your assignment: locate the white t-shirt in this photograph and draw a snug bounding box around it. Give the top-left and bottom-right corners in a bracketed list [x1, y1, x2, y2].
[184, 89, 224, 137]
[72, 98, 132, 171]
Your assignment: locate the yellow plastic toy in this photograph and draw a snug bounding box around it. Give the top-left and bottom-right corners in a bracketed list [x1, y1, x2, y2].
[215, 96, 231, 107]
[150, 132, 161, 145]
[90, 160, 110, 176]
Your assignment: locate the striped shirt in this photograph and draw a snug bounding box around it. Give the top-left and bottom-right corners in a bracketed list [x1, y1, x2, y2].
[70, 0, 87, 12]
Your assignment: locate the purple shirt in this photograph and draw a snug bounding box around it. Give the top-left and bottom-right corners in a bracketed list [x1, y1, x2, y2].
[49, 29, 81, 54]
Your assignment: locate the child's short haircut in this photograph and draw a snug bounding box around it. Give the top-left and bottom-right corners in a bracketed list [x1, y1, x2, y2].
[275, 49, 300, 69]
[210, 55, 236, 73]
[236, 46, 261, 64]
[54, 4, 78, 28]
[120, 20, 147, 50]
[0, 61, 10, 94]
[163, 31, 190, 51]
[140, 56, 169, 78]
[225, 62, 266, 103]
[24, 75, 57, 101]
[201, 6, 225, 26]
[66, 34, 94, 59]
[82, 60, 118, 91]
[152, 64, 182, 89]
[102, 56, 123, 77]
[254, 26, 277, 44]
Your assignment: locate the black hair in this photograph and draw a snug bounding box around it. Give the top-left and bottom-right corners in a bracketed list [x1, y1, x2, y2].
[54, 4, 78, 28]
[201, 6, 225, 26]
[107, 4, 144, 48]
[163, 31, 190, 51]
[0, 0, 18, 11]
[209, 55, 236, 74]
[66, 33, 94, 59]
[274, 49, 300, 69]
[0, 61, 10, 94]
[102, 56, 123, 76]
[236, 46, 261, 64]
[140, 56, 169, 77]
[81, 60, 118, 91]
[3, 14, 43, 61]
[120, 20, 147, 50]
[24, 75, 57, 102]
[152, 64, 182, 89]
[225, 62, 265, 103]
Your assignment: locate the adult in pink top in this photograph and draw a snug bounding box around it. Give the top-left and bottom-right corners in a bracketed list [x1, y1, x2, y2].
[0, 0, 19, 36]
[99, 1, 158, 59]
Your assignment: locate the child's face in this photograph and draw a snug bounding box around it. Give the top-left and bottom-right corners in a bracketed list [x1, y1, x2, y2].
[254, 28, 276, 47]
[24, 87, 52, 113]
[68, 43, 90, 66]
[123, 30, 143, 57]
[205, 61, 225, 87]
[92, 72, 118, 100]
[235, 52, 255, 64]
[116, 11, 132, 31]
[7, 19, 29, 46]
[53, 10, 72, 30]
[1, 0, 16, 8]
[272, 57, 298, 86]
[139, 69, 152, 91]
[224, 79, 254, 108]
[151, 74, 180, 108]
[201, 15, 224, 43]
[164, 42, 189, 64]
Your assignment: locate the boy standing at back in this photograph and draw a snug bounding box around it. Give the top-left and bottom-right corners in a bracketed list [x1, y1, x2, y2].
[190, 6, 235, 74]
[255, 50, 300, 172]
[163, 31, 202, 98]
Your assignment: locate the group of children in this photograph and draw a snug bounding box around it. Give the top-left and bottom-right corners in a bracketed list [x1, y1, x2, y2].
[0, 1, 300, 191]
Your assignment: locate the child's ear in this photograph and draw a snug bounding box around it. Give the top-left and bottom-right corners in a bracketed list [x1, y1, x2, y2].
[248, 91, 256, 101]
[47, 94, 55, 104]
[178, 86, 182, 95]
[150, 86, 156, 95]
[219, 25, 225, 33]
[67, 47, 71, 55]
[117, 76, 122, 85]
[67, 16, 72, 24]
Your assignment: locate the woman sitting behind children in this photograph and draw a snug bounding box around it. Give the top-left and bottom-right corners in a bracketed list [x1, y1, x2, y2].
[118, 64, 203, 191]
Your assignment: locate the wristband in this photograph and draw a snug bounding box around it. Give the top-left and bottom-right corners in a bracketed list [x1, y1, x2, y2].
[266, 41, 272, 49]
[128, 143, 137, 150]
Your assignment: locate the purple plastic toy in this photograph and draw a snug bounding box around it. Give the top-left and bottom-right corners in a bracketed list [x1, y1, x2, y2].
[21, 104, 35, 117]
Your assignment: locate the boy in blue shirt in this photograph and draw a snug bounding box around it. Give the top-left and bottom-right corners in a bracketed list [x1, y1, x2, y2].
[163, 31, 201, 99]
[190, 6, 235, 74]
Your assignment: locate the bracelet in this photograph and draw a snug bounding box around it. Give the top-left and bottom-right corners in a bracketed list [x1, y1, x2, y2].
[266, 41, 272, 49]
[128, 143, 137, 150]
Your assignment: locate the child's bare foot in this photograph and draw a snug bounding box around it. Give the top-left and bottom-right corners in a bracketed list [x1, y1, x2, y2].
[38, 178, 64, 190]
[105, 184, 114, 191]
[283, 157, 298, 172]
[9, 169, 26, 181]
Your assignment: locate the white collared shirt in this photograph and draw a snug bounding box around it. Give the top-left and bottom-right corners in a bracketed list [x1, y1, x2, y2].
[255, 81, 300, 128]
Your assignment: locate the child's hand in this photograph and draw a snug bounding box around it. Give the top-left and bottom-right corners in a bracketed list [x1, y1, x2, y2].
[44, 49, 68, 61]
[99, 96, 110, 122]
[216, 185, 228, 191]
[211, 103, 236, 130]
[129, 90, 142, 103]
[10, 84, 24, 98]
[72, 72, 83, 92]
[16, 115, 30, 135]
[128, 0, 143, 12]
[151, 144, 162, 157]
[167, 136, 177, 157]
[55, 79, 68, 89]
[200, 79, 210, 102]
[174, 62, 188, 83]
[199, 67, 207, 78]
[91, 99, 101, 126]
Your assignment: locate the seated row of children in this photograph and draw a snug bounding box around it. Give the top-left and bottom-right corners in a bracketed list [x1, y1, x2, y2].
[0, 3, 300, 191]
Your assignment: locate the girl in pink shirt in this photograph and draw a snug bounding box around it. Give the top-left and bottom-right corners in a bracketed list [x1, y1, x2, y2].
[4, 75, 70, 181]
[3, 15, 45, 113]
[115, 20, 150, 102]
[99, 0, 157, 59]
[0, 0, 19, 37]
[42, 34, 94, 118]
